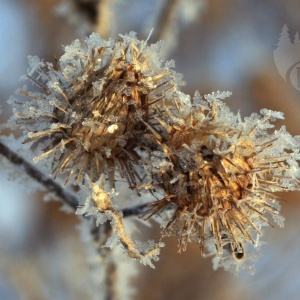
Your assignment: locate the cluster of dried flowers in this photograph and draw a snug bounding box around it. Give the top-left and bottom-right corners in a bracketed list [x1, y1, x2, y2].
[9, 32, 300, 273]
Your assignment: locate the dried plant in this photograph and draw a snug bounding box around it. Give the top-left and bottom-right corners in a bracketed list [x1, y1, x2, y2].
[138, 90, 300, 272]
[1, 1, 300, 299]
[8, 31, 300, 275]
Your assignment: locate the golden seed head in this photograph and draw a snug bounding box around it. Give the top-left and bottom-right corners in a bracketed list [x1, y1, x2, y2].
[11, 32, 182, 186]
[142, 91, 300, 257]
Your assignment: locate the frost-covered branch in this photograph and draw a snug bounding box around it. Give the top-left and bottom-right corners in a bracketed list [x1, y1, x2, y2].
[0, 141, 79, 210]
[73, 0, 99, 24]
[152, 0, 205, 56]
[78, 180, 164, 268]
[0, 138, 155, 218]
[122, 203, 152, 218]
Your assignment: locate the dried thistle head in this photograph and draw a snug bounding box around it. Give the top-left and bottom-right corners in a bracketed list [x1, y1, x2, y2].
[141, 91, 300, 264]
[10, 32, 181, 186]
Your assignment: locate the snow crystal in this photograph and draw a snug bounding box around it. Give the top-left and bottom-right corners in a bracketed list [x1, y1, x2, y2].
[193, 90, 202, 102]
[26, 55, 44, 77]
[207, 240, 258, 276]
[85, 32, 107, 52]
[260, 108, 285, 120]
[134, 240, 164, 268]
[76, 194, 109, 226]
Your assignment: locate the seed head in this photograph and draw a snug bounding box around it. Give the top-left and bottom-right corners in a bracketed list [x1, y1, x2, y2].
[141, 91, 300, 259]
[10, 32, 181, 186]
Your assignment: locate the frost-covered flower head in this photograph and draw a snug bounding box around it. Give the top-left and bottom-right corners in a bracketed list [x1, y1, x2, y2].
[142, 91, 300, 266]
[10, 32, 182, 186]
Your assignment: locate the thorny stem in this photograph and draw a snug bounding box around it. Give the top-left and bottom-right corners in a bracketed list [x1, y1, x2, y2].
[0, 141, 79, 210]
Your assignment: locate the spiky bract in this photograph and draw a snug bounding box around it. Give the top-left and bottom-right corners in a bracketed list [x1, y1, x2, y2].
[11, 32, 181, 186]
[140, 91, 300, 258]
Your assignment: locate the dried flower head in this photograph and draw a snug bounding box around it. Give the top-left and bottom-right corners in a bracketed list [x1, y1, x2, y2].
[10, 32, 181, 186]
[140, 91, 300, 263]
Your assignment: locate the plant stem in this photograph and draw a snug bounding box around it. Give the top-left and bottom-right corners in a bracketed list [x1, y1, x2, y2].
[0, 140, 154, 217]
[0, 141, 79, 210]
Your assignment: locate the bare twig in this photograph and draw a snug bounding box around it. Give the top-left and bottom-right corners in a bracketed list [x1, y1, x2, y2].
[0, 141, 79, 210]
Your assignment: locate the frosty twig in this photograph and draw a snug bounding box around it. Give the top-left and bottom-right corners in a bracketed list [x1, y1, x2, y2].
[0, 141, 79, 209]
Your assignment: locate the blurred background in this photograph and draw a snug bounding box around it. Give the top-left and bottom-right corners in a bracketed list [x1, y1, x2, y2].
[1, 0, 300, 299]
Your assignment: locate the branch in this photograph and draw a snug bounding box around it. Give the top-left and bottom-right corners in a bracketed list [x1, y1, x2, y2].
[0, 141, 79, 210]
[0, 140, 161, 218]
[122, 202, 151, 217]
